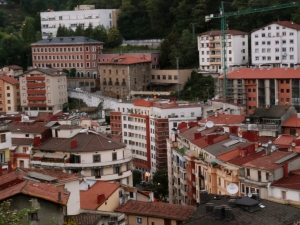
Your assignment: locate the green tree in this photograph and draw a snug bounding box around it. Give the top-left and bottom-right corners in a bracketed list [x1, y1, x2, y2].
[22, 17, 36, 43]
[84, 23, 93, 38]
[62, 68, 69, 74]
[145, 168, 168, 201]
[159, 32, 179, 69]
[0, 10, 8, 28]
[0, 35, 23, 66]
[74, 25, 84, 36]
[69, 68, 76, 77]
[133, 170, 142, 186]
[56, 24, 65, 37]
[106, 27, 122, 48]
[91, 25, 108, 43]
[0, 199, 39, 225]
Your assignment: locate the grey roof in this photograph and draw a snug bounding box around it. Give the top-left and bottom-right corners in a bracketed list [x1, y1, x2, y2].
[204, 138, 247, 156]
[28, 171, 57, 182]
[45, 121, 59, 127]
[262, 105, 291, 119]
[184, 194, 300, 225]
[250, 108, 268, 118]
[31, 36, 103, 46]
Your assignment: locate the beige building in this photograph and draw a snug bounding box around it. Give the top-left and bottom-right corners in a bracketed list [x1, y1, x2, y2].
[19, 68, 68, 112]
[0, 76, 20, 112]
[0, 65, 23, 79]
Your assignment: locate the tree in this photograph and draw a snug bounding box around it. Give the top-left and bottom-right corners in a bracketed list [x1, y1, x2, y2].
[69, 68, 76, 77]
[74, 25, 84, 36]
[22, 17, 36, 44]
[0, 10, 8, 28]
[106, 27, 122, 48]
[91, 25, 108, 43]
[133, 170, 142, 186]
[145, 168, 168, 201]
[84, 23, 93, 38]
[159, 32, 179, 69]
[62, 68, 69, 74]
[0, 34, 23, 66]
[0, 199, 39, 225]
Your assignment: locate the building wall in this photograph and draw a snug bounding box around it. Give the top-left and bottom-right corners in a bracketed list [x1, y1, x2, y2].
[40, 9, 119, 38]
[269, 186, 300, 205]
[126, 214, 177, 225]
[4, 82, 20, 112]
[97, 189, 120, 212]
[63, 180, 81, 215]
[251, 24, 300, 66]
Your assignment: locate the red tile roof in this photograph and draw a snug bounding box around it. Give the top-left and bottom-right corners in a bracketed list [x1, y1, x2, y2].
[199, 114, 245, 125]
[80, 181, 120, 210]
[271, 170, 300, 190]
[115, 200, 194, 221]
[99, 56, 152, 65]
[227, 151, 265, 167]
[282, 114, 300, 128]
[273, 135, 296, 146]
[0, 75, 19, 85]
[8, 121, 50, 134]
[222, 67, 300, 79]
[5, 65, 23, 70]
[243, 152, 297, 171]
[12, 138, 34, 146]
[199, 30, 248, 36]
[0, 170, 71, 205]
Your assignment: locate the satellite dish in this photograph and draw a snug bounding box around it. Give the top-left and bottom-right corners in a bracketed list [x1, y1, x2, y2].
[226, 183, 238, 195]
[248, 192, 253, 198]
[206, 121, 214, 128]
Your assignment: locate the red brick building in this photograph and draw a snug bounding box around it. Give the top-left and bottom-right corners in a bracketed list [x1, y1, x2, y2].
[31, 36, 103, 91]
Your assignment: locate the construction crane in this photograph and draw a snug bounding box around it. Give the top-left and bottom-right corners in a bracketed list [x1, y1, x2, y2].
[205, 2, 298, 102]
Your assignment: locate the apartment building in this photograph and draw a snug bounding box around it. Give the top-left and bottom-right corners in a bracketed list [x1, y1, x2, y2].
[0, 121, 12, 169]
[110, 99, 201, 179]
[217, 67, 300, 112]
[251, 21, 300, 67]
[0, 76, 20, 112]
[198, 30, 248, 72]
[30, 126, 133, 185]
[40, 5, 119, 39]
[31, 36, 103, 91]
[19, 67, 68, 112]
[99, 56, 152, 98]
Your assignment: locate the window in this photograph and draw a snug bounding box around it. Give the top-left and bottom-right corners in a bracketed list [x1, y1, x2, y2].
[0, 134, 5, 143]
[93, 154, 101, 162]
[137, 217, 142, 224]
[290, 55, 294, 60]
[112, 152, 117, 161]
[6, 86, 10, 90]
[28, 212, 38, 221]
[255, 42, 258, 45]
[290, 39, 294, 44]
[255, 49, 259, 53]
[92, 169, 102, 178]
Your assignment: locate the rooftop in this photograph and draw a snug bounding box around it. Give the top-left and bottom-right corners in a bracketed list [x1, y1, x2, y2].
[32, 132, 126, 152]
[99, 56, 152, 65]
[23, 67, 67, 77]
[282, 114, 300, 128]
[243, 151, 298, 171]
[64, 214, 102, 225]
[0, 75, 19, 85]
[199, 30, 248, 36]
[199, 114, 245, 125]
[271, 170, 300, 191]
[80, 181, 120, 210]
[3, 65, 23, 70]
[115, 200, 194, 221]
[185, 194, 300, 225]
[31, 36, 103, 46]
[227, 151, 265, 167]
[252, 21, 300, 33]
[8, 121, 50, 134]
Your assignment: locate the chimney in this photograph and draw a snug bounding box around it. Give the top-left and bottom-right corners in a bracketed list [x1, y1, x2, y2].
[33, 136, 41, 147]
[215, 112, 218, 117]
[194, 132, 202, 140]
[58, 191, 62, 202]
[149, 192, 154, 202]
[206, 203, 214, 213]
[265, 148, 270, 156]
[214, 206, 223, 220]
[224, 207, 233, 221]
[207, 135, 214, 145]
[228, 199, 237, 208]
[70, 140, 78, 149]
[7, 161, 12, 172]
[285, 103, 289, 110]
[97, 194, 105, 204]
[283, 163, 289, 178]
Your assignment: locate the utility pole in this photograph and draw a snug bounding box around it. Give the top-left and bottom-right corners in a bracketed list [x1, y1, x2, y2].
[176, 57, 180, 100]
[190, 23, 196, 39]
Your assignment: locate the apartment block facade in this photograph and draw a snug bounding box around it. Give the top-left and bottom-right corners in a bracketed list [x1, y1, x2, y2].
[19, 68, 68, 112]
[0, 76, 20, 112]
[198, 30, 248, 72]
[251, 21, 300, 67]
[110, 99, 201, 179]
[40, 5, 119, 39]
[217, 67, 300, 113]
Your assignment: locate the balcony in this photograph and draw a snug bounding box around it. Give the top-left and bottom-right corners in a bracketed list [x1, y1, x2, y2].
[27, 90, 46, 94]
[28, 103, 47, 107]
[26, 76, 45, 81]
[27, 83, 45, 88]
[257, 124, 280, 132]
[30, 153, 133, 169]
[210, 61, 221, 65]
[27, 96, 46, 101]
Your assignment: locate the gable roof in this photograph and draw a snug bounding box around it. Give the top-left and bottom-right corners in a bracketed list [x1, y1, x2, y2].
[199, 30, 248, 36]
[8, 121, 50, 134]
[80, 181, 120, 210]
[252, 21, 300, 33]
[262, 105, 292, 118]
[271, 170, 300, 191]
[31, 36, 103, 46]
[115, 200, 194, 221]
[23, 67, 66, 77]
[32, 132, 126, 152]
[0, 75, 19, 85]
[282, 114, 300, 127]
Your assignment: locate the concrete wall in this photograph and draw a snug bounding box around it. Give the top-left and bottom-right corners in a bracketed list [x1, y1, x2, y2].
[97, 188, 120, 211]
[64, 180, 81, 215]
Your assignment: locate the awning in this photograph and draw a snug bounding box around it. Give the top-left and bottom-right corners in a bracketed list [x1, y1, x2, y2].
[123, 186, 137, 192]
[9, 146, 17, 151]
[44, 153, 66, 159]
[33, 152, 46, 157]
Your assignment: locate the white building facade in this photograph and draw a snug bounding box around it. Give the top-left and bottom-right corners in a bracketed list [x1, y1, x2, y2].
[251, 21, 300, 67]
[198, 30, 249, 72]
[40, 6, 119, 39]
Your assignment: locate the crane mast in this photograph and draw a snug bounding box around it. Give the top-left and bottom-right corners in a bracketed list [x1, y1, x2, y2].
[206, 1, 298, 102]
